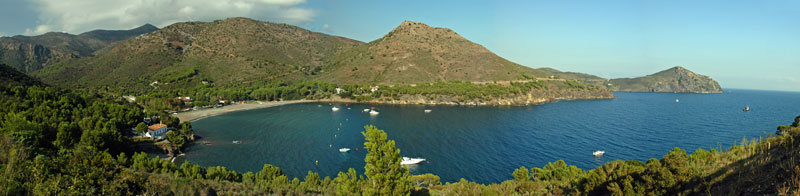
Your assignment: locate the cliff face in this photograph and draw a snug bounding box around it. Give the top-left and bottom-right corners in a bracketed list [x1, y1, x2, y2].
[608, 66, 723, 93]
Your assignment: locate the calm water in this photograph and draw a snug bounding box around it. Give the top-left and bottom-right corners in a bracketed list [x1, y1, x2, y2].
[181, 89, 800, 184]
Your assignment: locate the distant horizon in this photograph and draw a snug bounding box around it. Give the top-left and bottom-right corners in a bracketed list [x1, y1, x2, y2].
[1, 0, 797, 92]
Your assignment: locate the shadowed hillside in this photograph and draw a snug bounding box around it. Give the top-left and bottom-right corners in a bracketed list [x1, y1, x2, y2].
[0, 24, 158, 72]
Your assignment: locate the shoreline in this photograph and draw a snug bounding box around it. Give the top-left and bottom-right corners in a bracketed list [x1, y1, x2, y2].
[175, 93, 615, 122]
[175, 100, 316, 122]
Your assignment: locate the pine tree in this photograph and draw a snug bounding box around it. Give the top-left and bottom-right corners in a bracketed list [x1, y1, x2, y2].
[362, 125, 411, 196]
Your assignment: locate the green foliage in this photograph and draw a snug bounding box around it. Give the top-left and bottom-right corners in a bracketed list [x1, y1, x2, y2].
[135, 122, 148, 133]
[512, 166, 530, 182]
[362, 125, 411, 196]
[334, 168, 362, 195]
[409, 173, 441, 187]
[166, 131, 185, 149]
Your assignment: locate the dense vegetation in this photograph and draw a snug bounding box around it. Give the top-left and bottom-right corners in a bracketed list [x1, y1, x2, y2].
[2, 75, 799, 195]
[130, 79, 607, 112]
[2, 65, 798, 195]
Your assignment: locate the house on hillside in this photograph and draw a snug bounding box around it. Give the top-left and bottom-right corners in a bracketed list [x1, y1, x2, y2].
[370, 86, 379, 93]
[335, 88, 345, 94]
[146, 123, 169, 140]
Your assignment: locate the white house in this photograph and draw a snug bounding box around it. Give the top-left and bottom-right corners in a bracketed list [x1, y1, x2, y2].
[370, 86, 379, 93]
[146, 123, 169, 140]
[335, 88, 344, 94]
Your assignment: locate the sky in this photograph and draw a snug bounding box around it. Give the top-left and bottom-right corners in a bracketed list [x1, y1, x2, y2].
[1, 0, 798, 92]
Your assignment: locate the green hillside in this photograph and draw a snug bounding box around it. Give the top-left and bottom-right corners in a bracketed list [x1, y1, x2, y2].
[34, 17, 363, 94]
[0, 63, 43, 86]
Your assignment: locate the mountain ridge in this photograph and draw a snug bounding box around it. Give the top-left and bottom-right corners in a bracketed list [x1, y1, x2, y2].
[0, 24, 159, 72]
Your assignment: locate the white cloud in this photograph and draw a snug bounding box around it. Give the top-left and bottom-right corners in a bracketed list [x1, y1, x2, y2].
[24, 0, 314, 35]
[24, 24, 51, 35]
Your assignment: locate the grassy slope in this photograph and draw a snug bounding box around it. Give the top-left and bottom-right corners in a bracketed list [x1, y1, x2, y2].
[34, 18, 363, 94]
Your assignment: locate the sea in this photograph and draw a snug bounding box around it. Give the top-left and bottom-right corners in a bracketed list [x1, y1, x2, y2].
[177, 89, 800, 184]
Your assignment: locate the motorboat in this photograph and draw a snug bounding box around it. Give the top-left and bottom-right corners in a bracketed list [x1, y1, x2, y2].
[401, 157, 425, 165]
[369, 110, 379, 115]
[232, 140, 242, 144]
[332, 106, 340, 111]
[339, 148, 351, 152]
[593, 150, 605, 157]
[675, 99, 679, 103]
[424, 109, 432, 113]
[363, 109, 370, 112]
[743, 105, 750, 112]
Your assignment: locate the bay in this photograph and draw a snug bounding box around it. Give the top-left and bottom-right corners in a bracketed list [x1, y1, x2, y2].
[180, 89, 800, 184]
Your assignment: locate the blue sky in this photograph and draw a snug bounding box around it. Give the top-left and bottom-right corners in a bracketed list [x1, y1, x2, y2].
[1, 0, 798, 91]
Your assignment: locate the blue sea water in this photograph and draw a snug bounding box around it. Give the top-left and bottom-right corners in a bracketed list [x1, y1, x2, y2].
[181, 89, 800, 184]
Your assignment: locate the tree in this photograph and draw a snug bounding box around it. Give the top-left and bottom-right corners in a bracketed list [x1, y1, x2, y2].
[513, 166, 530, 182]
[362, 125, 411, 196]
[135, 122, 148, 134]
[334, 168, 362, 195]
[166, 131, 185, 149]
[793, 115, 800, 127]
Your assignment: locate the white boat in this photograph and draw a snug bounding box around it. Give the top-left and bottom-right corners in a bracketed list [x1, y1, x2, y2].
[232, 140, 242, 144]
[339, 148, 351, 152]
[363, 109, 370, 112]
[675, 99, 679, 103]
[369, 110, 379, 115]
[332, 107, 340, 111]
[401, 157, 425, 165]
[593, 150, 605, 156]
[424, 109, 432, 113]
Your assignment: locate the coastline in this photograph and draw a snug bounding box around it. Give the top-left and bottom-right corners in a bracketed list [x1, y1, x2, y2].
[176, 90, 615, 122]
[175, 100, 316, 122]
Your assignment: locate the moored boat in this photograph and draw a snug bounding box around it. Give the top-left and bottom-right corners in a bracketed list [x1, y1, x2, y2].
[332, 106, 340, 111]
[339, 148, 351, 152]
[401, 157, 425, 165]
[424, 109, 432, 113]
[593, 150, 605, 157]
[369, 110, 379, 115]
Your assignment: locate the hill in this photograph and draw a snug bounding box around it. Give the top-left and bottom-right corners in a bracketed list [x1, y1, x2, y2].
[79, 24, 159, 42]
[34, 17, 363, 93]
[0, 24, 158, 72]
[0, 63, 43, 86]
[536, 67, 608, 86]
[319, 21, 549, 84]
[609, 66, 723, 93]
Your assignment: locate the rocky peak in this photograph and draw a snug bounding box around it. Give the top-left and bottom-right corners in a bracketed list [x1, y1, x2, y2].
[383, 20, 462, 42]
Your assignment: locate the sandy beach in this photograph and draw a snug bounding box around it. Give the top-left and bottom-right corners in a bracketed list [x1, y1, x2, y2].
[175, 100, 316, 122]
